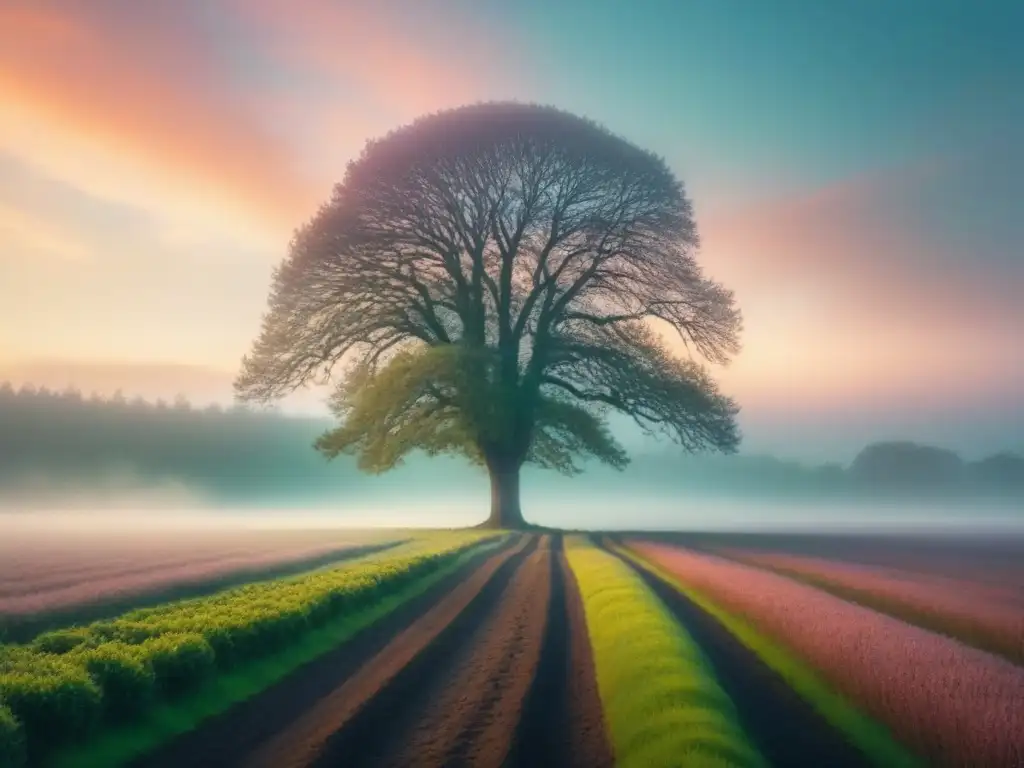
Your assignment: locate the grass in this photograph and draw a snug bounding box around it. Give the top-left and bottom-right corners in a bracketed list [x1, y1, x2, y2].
[616, 542, 923, 768]
[48, 535, 508, 768]
[564, 537, 765, 768]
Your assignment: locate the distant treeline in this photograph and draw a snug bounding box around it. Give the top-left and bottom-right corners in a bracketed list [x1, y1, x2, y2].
[1, 383, 1021, 502]
[628, 443, 1024, 499]
[0, 383, 352, 503]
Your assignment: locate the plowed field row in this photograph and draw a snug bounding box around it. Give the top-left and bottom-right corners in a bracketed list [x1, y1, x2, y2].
[133, 533, 611, 768]
[16, 532, 1019, 767]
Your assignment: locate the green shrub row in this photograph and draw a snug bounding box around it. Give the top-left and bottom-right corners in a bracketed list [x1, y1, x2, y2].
[0, 702, 25, 768]
[564, 538, 766, 768]
[0, 531, 499, 766]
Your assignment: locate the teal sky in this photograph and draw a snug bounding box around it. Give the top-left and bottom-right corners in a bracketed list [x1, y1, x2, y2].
[0, 0, 1021, 461]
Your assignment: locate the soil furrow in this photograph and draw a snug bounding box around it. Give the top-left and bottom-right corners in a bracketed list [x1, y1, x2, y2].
[245, 533, 539, 768]
[133, 535, 526, 768]
[374, 535, 554, 768]
[504, 533, 568, 768]
[506, 532, 613, 768]
[610, 542, 871, 768]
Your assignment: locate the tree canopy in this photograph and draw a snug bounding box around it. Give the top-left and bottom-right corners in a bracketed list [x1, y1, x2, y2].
[235, 102, 743, 524]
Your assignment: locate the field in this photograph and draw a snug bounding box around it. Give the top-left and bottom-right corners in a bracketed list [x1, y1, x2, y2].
[0, 523, 397, 642]
[1, 528, 1022, 767]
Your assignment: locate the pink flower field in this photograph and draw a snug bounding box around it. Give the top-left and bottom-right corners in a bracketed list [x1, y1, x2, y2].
[0, 527, 391, 619]
[632, 542, 1024, 768]
[716, 548, 1024, 665]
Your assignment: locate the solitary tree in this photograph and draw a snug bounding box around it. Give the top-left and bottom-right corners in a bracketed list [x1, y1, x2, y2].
[236, 102, 741, 528]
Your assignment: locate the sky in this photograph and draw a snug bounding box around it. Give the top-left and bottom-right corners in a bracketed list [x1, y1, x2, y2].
[1, 0, 1021, 462]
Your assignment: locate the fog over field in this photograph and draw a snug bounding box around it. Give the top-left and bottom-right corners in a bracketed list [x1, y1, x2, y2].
[3, 482, 1021, 537]
[3, 386, 1020, 536]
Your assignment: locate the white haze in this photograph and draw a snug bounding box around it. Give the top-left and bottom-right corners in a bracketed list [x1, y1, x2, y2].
[2, 491, 1022, 539]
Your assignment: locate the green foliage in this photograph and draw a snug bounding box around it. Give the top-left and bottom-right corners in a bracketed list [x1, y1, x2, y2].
[565, 539, 765, 768]
[0, 703, 26, 768]
[88, 621, 160, 646]
[0, 654, 102, 752]
[51, 536, 508, 768]
[136, 634, 215, 696]
[75, 643, 157, 721]
[316, 345, 484, 472]
[316, 345, 629, 475]
[238, 104, 745, 497]
[529, 396, 628, 474]
[32, 628, 94, 655]
[0, 532, 498, 765]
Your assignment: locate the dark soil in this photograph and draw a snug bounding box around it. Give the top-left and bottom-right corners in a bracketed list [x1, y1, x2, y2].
[505, 533, 572, 768]
[544, 540, 614, 768]
[132, 535, 527, 768]
[246, 534, 539, 767]
[232, 531, 610, 768]
[367, 536, 553, 767]
[610, 543, 871, 768]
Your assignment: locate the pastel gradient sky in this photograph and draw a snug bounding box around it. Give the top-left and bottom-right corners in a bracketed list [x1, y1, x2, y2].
[1, 0, 1021, 460]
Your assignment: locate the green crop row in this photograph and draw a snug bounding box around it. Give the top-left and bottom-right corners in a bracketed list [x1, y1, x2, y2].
[564, 538, 766, 768]
[0, 531, 501, 767]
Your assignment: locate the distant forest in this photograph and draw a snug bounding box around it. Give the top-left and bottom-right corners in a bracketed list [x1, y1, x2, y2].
[1, 383, 1021, 505]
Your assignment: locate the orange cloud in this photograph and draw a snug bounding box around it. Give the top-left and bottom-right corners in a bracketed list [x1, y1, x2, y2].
[0, 2, 514, 241]
[0, 3, 320, 235]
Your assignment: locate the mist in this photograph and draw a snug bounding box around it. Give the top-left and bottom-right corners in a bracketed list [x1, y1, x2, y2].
[3, 463, 1021, 537]
[2, 384, 1020, 534]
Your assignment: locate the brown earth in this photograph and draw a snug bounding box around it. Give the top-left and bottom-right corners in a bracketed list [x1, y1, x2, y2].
[134, 534, 528, 768]
[135, 531, 614, 768]
[366, 536, 554, 767]
[504, 537, 614, 768]
[247, 534, 539, 768]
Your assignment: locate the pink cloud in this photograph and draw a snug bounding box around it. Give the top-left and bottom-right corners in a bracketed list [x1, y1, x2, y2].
[700, 157, 1020, 334]
[0, 1, 519, 234]
[0, 2, 321, 229]
[694, 159, 1023, 411]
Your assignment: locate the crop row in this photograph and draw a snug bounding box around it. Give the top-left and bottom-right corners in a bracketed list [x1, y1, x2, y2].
[631, 542, 1024, 768]
[564, 538, 765, 767]
[717, 548, 1024, 666]
[0, 531, 501, 767]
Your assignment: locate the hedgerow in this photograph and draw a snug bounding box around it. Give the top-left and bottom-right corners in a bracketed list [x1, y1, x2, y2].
[0, 651, 102, 753]
[72, 643, 156, 721]
[32, 628, 92, 656]
[564, 538, 765, 768]
[0, 703, 25, 768]
[0, 531, 499, 764]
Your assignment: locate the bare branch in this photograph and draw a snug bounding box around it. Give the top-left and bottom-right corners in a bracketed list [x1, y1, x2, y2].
[236, 101, 742, 472]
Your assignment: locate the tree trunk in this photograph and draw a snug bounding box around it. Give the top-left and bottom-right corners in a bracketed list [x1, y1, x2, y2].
[484, 454, 526, 529]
